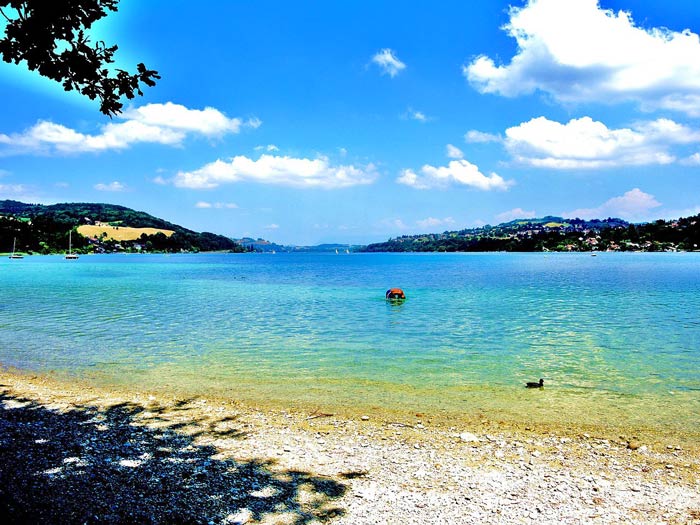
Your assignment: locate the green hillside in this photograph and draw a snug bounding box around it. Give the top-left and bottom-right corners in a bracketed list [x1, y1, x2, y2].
[0, 200, 246, 255]
[362, 215, 700, 253]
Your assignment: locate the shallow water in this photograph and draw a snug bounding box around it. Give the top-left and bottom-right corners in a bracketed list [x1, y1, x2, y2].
[1, 252, 699, 433]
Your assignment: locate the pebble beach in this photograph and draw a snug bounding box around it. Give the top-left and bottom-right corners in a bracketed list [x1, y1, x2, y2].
[1, 370, 699, 524]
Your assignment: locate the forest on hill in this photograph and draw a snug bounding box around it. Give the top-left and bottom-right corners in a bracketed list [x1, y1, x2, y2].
[362, 215, 700, 253]
[0, 200, 246, 254]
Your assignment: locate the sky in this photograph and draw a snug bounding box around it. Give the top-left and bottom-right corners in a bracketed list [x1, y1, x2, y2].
[2, 0, 700, 245]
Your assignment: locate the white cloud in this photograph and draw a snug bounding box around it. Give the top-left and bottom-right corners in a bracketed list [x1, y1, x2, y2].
[464, 0, 700, 115]
[255, 144, 279, 152]
[372, 48, 406, 78]
[407, 108, 428, 122]
[496, 208, 536, 223]
[446, 144, 464, 159]
[0, 183, 27, 195]
[246, 117, 262, 129]
[123, 102, 243, 135]
[94, 181, 126, 192]
[681, 152, 700, 166]
[505, 116, 697, 168]
[465, 130, 501, 144]
[0, 102, 254, 155]
[264, 223, 280, 230]
[397, 159, 512, 191]
[195, 201, 238, 209]
[153, 176, 169, 185]
[660, 205, 700, 220]
[565, 188, 661, 220]
[387, 218, 409, 230]
[174, 154, 377, 189]
[416, 216, 455, 230]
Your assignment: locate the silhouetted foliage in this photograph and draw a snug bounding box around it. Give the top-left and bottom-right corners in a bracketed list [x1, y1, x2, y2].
[0, 0, 159, 116]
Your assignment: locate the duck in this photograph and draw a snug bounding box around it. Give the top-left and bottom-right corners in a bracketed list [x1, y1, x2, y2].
[526, 378, 544, 388]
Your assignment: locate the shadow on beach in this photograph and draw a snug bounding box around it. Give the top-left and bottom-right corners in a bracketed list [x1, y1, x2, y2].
[0, 387, 346, 524]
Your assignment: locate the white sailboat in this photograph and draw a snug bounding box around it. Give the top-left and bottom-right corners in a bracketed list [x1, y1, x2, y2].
[65, 231, 79, 260]
[9, 237, 23, 259]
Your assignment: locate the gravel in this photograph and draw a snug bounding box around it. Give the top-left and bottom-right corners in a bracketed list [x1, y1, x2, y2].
[1, 371, 699, 525]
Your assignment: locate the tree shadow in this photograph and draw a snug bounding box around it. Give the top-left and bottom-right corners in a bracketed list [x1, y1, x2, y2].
[0, 389, 346, 524]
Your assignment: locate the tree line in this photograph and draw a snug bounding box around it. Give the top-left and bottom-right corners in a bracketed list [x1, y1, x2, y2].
[0, 200, 246, 254]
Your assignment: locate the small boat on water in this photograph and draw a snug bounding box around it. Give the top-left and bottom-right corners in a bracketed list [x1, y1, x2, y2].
[65, 231, 79, 260]
[386, 288, 406, 301]
[8, 237, 23, 259]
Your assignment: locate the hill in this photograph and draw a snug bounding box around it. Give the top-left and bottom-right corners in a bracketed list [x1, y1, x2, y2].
[234, 237, 361, 253]
[362, 215, 700, 253]
[76, 224, 175, 242]
[0, 200, 246, 255]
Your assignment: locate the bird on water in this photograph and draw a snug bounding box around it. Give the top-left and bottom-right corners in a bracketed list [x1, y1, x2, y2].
[526, 378, 544, 388]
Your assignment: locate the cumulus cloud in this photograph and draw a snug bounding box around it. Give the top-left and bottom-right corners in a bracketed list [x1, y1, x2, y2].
[505, 116, 698, 168]
[446, 144, 464, 159]
[0, 103, 255, 155]
[416, 216, 455, 230]
[464, 0, 700, 115]
[372, 48, 406, 77]
[496, 208, 536, 223]
[195, 201, 238, 209]
[94, 181, 127, 192]
[174, 154, 377, 189]
[122, 102, 243, 135]
[264, 223, 280, 230]
[465, 130, 501, 144]
[565, 188, 661, 220]
[397, 159, 512, 191]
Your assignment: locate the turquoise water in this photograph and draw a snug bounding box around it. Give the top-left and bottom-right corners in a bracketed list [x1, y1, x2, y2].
[1, 252, 699, 433]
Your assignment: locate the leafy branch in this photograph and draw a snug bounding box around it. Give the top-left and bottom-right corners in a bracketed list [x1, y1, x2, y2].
[0, 0, 159, 116]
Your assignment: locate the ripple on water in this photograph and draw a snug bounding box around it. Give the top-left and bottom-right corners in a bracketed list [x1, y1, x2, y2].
[1, 252, 699, 434]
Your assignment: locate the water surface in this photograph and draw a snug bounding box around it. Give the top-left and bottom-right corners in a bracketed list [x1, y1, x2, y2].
[1, 252, 698, 434]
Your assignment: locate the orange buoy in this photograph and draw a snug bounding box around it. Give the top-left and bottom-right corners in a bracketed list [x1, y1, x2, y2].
[386, 288, 406, 300]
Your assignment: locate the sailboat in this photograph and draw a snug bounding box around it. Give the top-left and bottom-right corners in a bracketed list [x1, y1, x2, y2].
[65, 231, 79, 260]
[9, 237, 23, 259]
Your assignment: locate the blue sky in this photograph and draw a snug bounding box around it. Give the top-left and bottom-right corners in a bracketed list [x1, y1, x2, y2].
[2, 0, 700, 245]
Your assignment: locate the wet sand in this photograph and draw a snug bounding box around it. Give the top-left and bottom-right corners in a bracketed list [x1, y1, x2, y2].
[1, 369, 699, 524]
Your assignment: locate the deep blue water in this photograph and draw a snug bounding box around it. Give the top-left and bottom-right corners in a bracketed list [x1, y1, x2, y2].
[1, 252, 699, 431]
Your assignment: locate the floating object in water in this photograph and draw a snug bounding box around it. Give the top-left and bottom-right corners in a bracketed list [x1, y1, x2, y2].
[386, 288, 406, 301]
[526, 378, 544, 388]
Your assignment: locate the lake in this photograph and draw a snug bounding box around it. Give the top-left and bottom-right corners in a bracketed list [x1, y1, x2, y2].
[1, 252, 699, 435]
